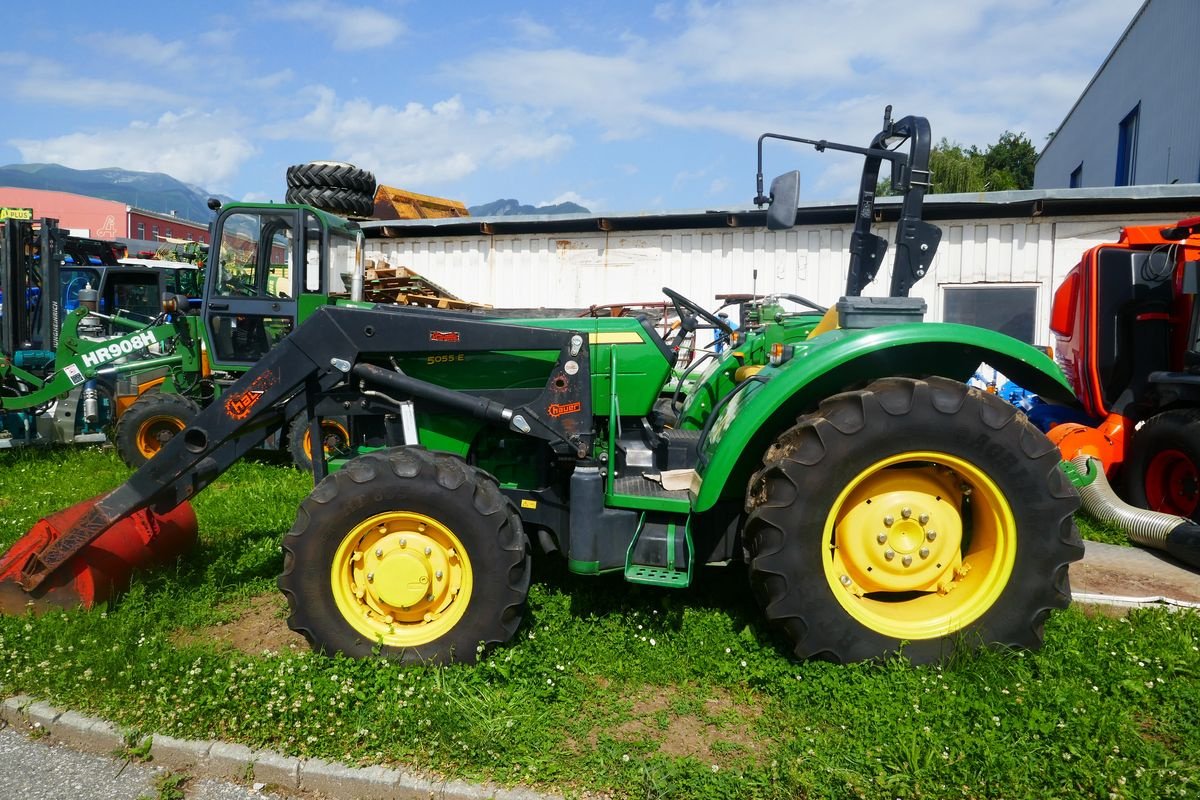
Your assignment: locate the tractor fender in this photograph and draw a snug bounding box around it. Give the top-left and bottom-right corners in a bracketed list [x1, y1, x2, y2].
[692, 322, 1075, 512]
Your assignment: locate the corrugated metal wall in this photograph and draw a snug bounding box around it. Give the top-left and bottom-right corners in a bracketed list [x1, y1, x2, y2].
[367, 211, 1169, 347]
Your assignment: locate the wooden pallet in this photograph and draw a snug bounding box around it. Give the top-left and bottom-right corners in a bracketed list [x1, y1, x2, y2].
[362, 260, 490, 310]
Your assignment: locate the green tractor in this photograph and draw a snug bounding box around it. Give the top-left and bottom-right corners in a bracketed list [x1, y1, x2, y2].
[0, 111, 1083, 665]
[0, 216, 209, 454]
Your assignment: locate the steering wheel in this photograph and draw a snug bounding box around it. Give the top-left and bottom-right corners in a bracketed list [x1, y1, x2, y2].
[662, 287, 734, 348]
[219, 276, 257, 297]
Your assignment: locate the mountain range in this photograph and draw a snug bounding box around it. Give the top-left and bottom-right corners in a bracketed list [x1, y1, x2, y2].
[0, 163, 590, 220]
[466, 198, 590, 216]
[0, 163, 233, 223]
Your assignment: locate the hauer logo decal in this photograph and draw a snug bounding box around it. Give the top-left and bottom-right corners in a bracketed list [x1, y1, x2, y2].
[430, 330, 461, 343]
[548, 401, 582, 417]
[223, 370, 279, 420]
[80, 331, 158, 369]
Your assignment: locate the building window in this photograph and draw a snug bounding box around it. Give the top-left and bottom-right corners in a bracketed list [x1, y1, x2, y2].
[943, 285, 1038, 344]
[165, 227, 171, 238]
[136, 222, 145, 238]
[152, 225, 159, 239]
[1115, 103, 1139, 186]
[1069, 163, 1083, 188]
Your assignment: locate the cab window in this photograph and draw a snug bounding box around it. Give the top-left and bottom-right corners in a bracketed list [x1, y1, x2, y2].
[214, 212, 295, 299]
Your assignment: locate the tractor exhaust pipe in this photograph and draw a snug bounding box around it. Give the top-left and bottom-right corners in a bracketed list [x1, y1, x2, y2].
[1068, 456, 1200, 570]
[0, 495, 197, 614]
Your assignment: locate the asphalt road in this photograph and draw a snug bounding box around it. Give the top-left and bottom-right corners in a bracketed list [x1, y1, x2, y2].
[0, 725, 291, 800]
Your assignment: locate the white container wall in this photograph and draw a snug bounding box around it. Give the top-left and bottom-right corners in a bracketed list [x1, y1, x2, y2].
[367, 210, 1176, 347]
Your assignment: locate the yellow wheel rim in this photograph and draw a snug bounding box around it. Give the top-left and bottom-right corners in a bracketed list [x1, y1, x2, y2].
[303, 419, 350, 461]
[330, 511, 473, 648]
[136, 415, 186, 459]
[822, 451, 1016, 640]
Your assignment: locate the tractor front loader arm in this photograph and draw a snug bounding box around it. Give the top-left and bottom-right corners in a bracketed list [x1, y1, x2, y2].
[0, 303, 592, 611]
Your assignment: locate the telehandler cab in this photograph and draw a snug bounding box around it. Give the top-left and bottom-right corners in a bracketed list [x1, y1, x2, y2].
[0, 111, 1083, 665]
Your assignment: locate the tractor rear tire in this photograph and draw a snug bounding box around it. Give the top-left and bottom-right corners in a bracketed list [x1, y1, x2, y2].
[284, 185, 375, 217]
[114, 392, 199, 468]
[1122, 409, 1200, 519]
[287, 413, 351, 471]
[278, 448, 530, 662]
[743, 376, 1081, 664]
[286, 161, 377, 195]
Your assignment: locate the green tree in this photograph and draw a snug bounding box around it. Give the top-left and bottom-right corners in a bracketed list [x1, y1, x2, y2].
[876, 131, 1038, 195]
[928, 138, 986, 193]
[981, 131, 1037, 191]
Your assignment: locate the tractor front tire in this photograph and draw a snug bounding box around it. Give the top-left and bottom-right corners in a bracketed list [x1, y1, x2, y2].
[278, 448, 530, 662]
[1122, 409, 1200, 519]
[287, 413, 351, 471]
[114, 392, 199, 468]
[744, 376, 1082, 664]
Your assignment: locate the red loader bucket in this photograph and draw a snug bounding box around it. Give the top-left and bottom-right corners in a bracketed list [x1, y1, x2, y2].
[0, 496, 198, 614]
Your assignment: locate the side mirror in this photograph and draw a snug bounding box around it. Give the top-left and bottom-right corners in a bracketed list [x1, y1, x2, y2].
[766, 171, 800, 231]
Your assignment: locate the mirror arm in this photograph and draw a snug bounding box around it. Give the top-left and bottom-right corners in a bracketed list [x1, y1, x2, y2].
[755, 133, 908, 207]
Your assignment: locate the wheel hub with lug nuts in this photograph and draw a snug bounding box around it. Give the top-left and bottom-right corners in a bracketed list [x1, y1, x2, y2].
[820, 450, 1018, 642]
[830, 465, 965, 596]
[330, 511, 472, 646]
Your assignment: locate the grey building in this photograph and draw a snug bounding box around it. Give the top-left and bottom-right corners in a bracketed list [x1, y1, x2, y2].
[1034, 0, 1200, 190]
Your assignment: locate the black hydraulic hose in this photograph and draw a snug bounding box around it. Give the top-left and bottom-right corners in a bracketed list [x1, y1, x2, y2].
[352, 363, 513, 426]
[696, 374, 770, 468]
[671, 351, 718, 414]
[778, 293, 828, 314]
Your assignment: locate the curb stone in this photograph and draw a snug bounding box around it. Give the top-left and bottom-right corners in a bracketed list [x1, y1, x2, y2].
[207, 740, 260, 780]
[25, 699, 62, 729]
[249, 747, 302, 789]
[2, 695, 563, 800]
[49, 709, 116, 752]
[149, 732, 213, 769]
[0, 694, 33, 727]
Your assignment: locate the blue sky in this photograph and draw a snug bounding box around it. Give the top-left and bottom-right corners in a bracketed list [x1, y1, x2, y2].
[2, 0, 1141, 214]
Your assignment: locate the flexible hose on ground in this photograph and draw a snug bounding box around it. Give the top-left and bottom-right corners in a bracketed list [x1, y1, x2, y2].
[1070, 455, 1200, 569]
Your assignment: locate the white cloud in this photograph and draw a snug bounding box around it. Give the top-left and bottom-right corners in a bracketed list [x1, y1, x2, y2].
[272, 1, 403, 50]
[455, 48, 682, 139]
[511, 14, 555, 43]
[539, 191, 601, 210]
[457, 0, 1142, 167]
[88, 32, 193, 69]
[199, 27, 238, 49]
[290, 87, 572, 187]
[10, 110, 257, 189]
[9, 56, 187, 109]
[246, 69, 295, 90]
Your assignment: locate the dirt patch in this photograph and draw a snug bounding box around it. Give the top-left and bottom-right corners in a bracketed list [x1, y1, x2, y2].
[174, 592, 307, 656]
[588, 685, 765, 767]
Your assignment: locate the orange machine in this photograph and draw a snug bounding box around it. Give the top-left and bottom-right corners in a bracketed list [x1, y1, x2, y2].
[1048, 217, 1200, 516]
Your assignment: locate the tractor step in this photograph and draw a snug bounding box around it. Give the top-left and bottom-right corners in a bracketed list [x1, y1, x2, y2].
[625, 513, 693, 588]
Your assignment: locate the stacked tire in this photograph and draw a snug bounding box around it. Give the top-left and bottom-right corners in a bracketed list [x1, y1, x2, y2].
[285, 161, 377, 217]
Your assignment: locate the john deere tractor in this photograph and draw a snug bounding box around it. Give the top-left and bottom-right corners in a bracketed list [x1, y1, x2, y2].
[0, 111, 1083, 665]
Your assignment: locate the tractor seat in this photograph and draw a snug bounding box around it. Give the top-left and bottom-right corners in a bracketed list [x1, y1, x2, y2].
[636, 314, 676, 365]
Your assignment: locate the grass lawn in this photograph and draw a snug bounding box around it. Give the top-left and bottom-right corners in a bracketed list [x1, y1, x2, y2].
[1, 446, 1198, 799]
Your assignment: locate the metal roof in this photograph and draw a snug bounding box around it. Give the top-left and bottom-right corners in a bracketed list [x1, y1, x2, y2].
[359, 183, 1200, 239]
